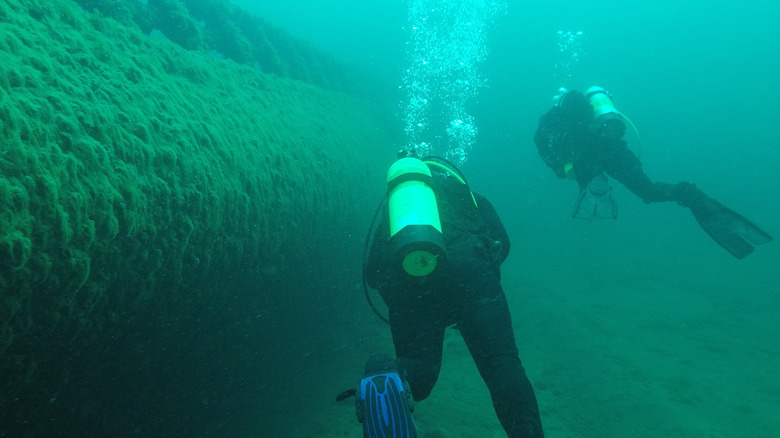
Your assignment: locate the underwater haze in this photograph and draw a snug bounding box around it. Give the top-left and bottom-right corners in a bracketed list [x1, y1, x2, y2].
[1, 0, 779, 437]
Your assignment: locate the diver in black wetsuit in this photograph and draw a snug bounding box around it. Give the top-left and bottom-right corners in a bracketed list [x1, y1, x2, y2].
[360, 155, 544, 438]
[534, 86, 772, 259]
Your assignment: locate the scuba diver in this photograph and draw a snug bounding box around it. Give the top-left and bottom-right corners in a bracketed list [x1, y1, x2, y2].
[337, 153, 545, 438]
[534, 86, 773, 259]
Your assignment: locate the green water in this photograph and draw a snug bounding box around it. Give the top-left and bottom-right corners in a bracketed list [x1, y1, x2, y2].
[1, 0, 778, 436]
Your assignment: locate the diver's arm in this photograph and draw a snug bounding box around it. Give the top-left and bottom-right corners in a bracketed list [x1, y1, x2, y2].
[534, 110, 570, 178]
[473, 193, 511, 264]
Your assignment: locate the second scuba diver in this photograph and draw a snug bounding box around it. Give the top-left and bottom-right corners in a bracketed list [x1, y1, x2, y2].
[534, 86, 773, 259]
[340, 154, 545, 438]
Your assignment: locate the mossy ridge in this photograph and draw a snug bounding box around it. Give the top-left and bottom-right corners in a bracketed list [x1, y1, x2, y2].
[65, 0, 373, 94]
[1, 0, 392, 424]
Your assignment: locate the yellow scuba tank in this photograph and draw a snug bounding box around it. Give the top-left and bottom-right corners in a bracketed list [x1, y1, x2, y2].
[386, 157, 447, 277]
[585, 85, 643, 158]
[585, 85, 625, 139]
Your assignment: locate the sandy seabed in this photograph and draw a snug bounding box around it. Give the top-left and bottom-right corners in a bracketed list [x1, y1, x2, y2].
[267, 213, 779, 438]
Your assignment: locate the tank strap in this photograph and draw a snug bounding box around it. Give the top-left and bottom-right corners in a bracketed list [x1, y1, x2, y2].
[387, 172, 433, 190]
[423, 160, 478, 208]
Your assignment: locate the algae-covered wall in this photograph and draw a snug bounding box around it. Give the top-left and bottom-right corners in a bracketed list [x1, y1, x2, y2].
[0, 0, 393, 433]
[71, 0, 370, 94]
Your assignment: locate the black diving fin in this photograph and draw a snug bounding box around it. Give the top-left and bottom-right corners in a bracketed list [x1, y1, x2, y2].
[689, 196, 773, 259]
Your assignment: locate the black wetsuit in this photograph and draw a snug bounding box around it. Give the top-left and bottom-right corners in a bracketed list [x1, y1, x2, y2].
[531, 90, 776, 258]
[534, 90, 699, 205]
[365, 166, 545, 438]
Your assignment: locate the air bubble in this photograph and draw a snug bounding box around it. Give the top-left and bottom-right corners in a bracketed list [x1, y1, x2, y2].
[400, 0, 506, 166]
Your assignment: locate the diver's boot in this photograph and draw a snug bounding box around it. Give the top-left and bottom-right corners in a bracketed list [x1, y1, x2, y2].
[357, 353, 418, 438]
[672, 182, 708, 208]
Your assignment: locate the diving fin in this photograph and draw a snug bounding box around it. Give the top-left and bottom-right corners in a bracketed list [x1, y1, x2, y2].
[573, 173, 618, 220]
[688, 196, 773, 259]
[356, 353, 418, 438]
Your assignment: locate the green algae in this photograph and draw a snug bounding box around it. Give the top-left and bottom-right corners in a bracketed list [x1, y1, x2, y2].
[68, 0, 371, 94]
[0, 0, 393, 417]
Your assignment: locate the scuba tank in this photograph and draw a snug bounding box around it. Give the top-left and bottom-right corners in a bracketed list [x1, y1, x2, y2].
[360, 154, 459, 323]
[386, 157, 447, 277]
[584, 85, 643, 158]
[585, 85, 626, 140]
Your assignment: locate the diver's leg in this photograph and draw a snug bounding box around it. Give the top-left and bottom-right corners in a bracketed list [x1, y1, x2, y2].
[456, 265, 544, 438]
[602, 143, 692, 203]
[601, 144, 729, 206]
[387, 299, 446, 401]
[602, 145, 773, 257]
[572, 153, 603, 192]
